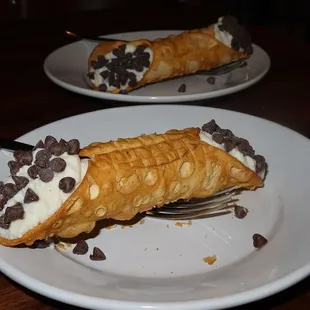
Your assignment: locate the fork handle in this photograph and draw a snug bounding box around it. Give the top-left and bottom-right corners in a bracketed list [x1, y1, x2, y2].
[0, 138, 34, 152]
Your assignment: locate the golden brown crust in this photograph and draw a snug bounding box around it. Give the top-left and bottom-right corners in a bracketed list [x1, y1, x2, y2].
[0, 128, 262, 246]
[88, 25, 250, 93]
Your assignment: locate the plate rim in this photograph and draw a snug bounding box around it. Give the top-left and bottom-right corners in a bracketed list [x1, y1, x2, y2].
[1, 104, 309, 310]
[43, 29, 271, 103]
[1, 256, 310, 310]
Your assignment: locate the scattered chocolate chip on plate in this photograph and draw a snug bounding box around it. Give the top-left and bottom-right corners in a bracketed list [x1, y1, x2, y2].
[206, 76, 216, 85]
[73, 240, 89, 255]
[234, 205, 248, 219]
[90, 247, 106, 261]
[178, 84, 186, 93]
[253, 233, 268, 249]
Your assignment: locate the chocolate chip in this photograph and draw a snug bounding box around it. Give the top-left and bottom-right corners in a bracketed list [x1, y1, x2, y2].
[87, 72, 95, 80]
[125, 52, 132, 59]
[0, 181, 4, 193]
[127, 72, 135, 80]
[18, 151, 33, 166]
[134, 44, 147, 55]
[44, 136, 58, 151]
[119, 44, 126, 52]
[35, 150, 52, 168]
[254, 155, 266, 175]
[217, 128, 234, 137]
[12, 176, 29, 190]
[97, 56, 108, 67]
[98, 83, 107, 92]
[237, 138, 255, 157]
[218, 24, 224, 31]
[139, 53, 150, 67]
[128, 74, 137, 87]
[207, 76, 216, 85]
[234, 205, 248, 219]
[202, 119, 218, 135]
[68, 139, 80, 155]
[121, 58, 130, 67]
[212, 132, 224, 144]
[28, 165, 41, 179]
[0, 193, 7, 211]
[30, 239, 52, 249]
[91, 60, 101, 70]
[108, 71, 115, 80]
[132, 62, 144, 72]
[4, 183, 18, 199]
[38, 168, 54, 183]
[223, 137, 237, 152]
[48, 158, 66, 173]
[112, 47, 125, 58]
[231, 38, 241, 51]
[114, 65, 126, 77]
[73, 240, 89, 255]
[33, 140, 44, 151]
[143, 52, 150, 59]
[119, 73, 128, 86]
[110, 78, 121, 89]
[105, 61, 114, 70]
[50, 143, 64, 156]
[219, 16, 253, 54]
[178, 84, 186, 93]
[90, 247, 106, 261]
[253, 233, 268, 249]
[126, 62, 134, 70]
[100, 70, 109, 80]
[8, 160, 21, 175]
[0, 215, 9, 229]
[59, 139, 69, 153]
[112, 59, 122, 68]
[59, 177, 76, 193]
[24, 188, 39, 204]
[13, 150, 25, 162]
[4, 202, 24, 223]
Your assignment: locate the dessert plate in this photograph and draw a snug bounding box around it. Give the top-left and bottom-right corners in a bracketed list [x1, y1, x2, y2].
[43, 30, 270, 103]
[1, 105, 310, 310]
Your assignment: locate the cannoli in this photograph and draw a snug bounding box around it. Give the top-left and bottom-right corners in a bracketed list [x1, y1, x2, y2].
[87, 16, 253, 94]
[0, 120, 266, 247]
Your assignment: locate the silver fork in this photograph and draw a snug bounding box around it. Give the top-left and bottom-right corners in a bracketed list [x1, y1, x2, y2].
[146, 186, 239, 220]
[0, 139, 239, 221]
[199, 60, 247, 76]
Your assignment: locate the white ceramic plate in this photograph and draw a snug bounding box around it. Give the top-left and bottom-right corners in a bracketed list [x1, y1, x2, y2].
[43, 30, 270, 103]
[1, 105, 310, 310]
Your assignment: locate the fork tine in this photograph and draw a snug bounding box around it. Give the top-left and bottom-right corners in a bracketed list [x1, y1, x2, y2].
[163, 186, 237, 209]
[146, 187, 240, 220]
[199, 60, 246, 76]
[148, 210, 232, 221]
[212, 186, 238, 196]
[165, 192, 236, 209]
[147, 203, 234, 220]
[151, 198, 236, 216]
[159, 197, 237, 214]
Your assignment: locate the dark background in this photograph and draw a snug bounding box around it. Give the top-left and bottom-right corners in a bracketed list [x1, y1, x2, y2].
[1, 0, 310, 41]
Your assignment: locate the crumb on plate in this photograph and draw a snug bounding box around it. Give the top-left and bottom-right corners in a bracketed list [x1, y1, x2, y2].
[175, 220, 192, 227]
[105, 224, 117, 230]
[203, 255, 217, 265]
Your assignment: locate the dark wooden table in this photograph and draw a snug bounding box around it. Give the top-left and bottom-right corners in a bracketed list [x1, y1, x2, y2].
[0, 6, 310, 310]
